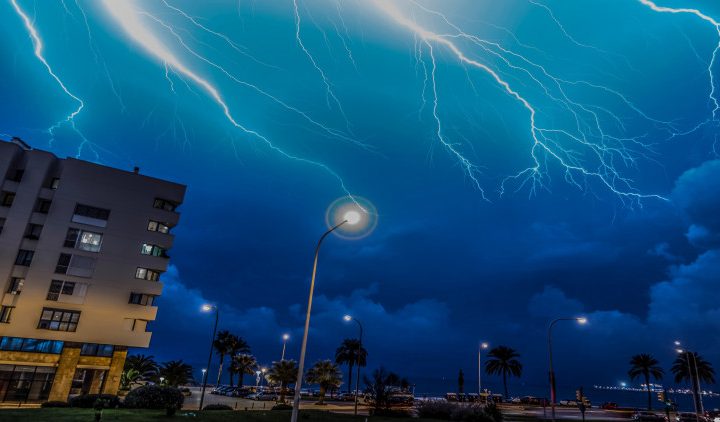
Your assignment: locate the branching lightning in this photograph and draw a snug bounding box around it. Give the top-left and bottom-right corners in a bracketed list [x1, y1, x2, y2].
[101, 0, 355, 198]
[637, 0, 720, 120]
[9, 0, 95, 158]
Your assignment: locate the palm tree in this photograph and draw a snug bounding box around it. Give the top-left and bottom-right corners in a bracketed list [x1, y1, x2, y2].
[267, 360, 298, 403]
[229, 354, 257, 387]
[159, 360, 194, 387]
[672, 352, 716, 411]
[305, 360, 343, 405]
[120, 368, 142, 390]
[485, 345, 522, 398]
[226, 335, 251, 386]
[335, 338, 367, 393]
[124, 354, 159, 381]
[363, 367, 402, 411]
[628, 354, 664, 410]
[213, 330, 233, 385]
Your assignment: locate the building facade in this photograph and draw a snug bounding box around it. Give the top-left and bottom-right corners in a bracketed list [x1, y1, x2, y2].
[0, 138, 185, 402]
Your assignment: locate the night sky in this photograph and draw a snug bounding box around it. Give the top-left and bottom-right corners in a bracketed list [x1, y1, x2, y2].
[2, 0, 719, 402]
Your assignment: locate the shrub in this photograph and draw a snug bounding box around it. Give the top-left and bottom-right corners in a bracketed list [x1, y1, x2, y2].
[123, 384, 184, 415]
[41, 401, 69, 408]
[272, 403, 293, 411]
[203, 404, 233, 411]
[69, 394, 120, 408]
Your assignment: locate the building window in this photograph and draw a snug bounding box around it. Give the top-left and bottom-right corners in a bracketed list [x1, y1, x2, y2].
[80, 343, 114, 357]
[135, 267, 161, 281]
[0, 307, 13, 323]
[147, 220, 170, 234]
[55, 253, 96, 278]
[46, 280, 88, 303]
[153, 198, 178, 212]
[123, 318, 149, 332]
[72, 204, 110, 228]
[50, 177, 60, 190]
[6, 169, 24, 182]
[38, 308, 80, 332]
[64, 228, 103, 252]
[24, 223, 43, 240]
[6, 278, 23, 295]
[0, 218, 5, 235]
[141, 243, 168, 258]
[15, 249, 34, 266]
[128, 293, 156, 306]
[35, 199, 52, 214]
[0, 337, 64, 354]
[1, 192, 15, 207]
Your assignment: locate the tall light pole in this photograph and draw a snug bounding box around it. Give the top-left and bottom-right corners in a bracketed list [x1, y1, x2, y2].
[281, 334, 290, 361]
[344, 314, 364, 415]
[290, 209, 365, 422]
[199, 304, 218, 411]
[548, 317, 587, 422]
[478, 342, 489, 399]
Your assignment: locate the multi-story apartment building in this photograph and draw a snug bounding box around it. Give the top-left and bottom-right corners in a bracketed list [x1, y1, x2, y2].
[0, 137, 186, 402]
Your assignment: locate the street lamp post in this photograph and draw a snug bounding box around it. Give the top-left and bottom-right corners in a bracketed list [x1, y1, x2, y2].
[548, 317, 587, 422]
[281, 334, 290, 361]
[290, 211, 363, 422]
[344, 315, 364, 415]
[199, 304, 218, 411]
[478, 342, 489, 398]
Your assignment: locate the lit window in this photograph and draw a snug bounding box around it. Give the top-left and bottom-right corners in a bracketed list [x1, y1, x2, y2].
[64, 229, 103, 252]
[135, 267, 161, 281]
[1, 192, 15, 207]
[15, 249, 34, 266]
[147, 220, 170, 234]
[0, 306, 14, 323]
[141, 243, 167, 258]
[37, 308, 80, 332]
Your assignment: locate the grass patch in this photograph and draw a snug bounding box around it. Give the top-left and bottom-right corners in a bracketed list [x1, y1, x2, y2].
[0, 408, 444, 422]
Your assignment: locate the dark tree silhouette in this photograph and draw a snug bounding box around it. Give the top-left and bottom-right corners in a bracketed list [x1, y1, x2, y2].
[628, 354, 664, 410]
[672, 352, 715, 411]
[484, 346, 522, 398]
[335, 338, 367, 393]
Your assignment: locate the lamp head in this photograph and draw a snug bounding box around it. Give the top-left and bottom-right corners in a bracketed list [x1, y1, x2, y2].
[343, 314, 353, 322]
[325, 196, 377, 239]
[282, 334, 290, 341]
[480, 342, 489, 349]
[576, 317, 588, 325]
[676, 348, 684, 354]
[674, 340, 682, 346]
[201, 304, 215, 312]
[344, 210, 361, 225]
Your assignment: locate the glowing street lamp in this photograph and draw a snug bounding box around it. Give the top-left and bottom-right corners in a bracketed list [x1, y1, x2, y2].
[343, 314, 364, 415]
[199, 304, 218, 411]
[548, 317, 587, 422]
[675, 341, 703, 418]
[478, 342, 489, 396]
[281, 334, 290, 361]
[290, 197, 375, 422]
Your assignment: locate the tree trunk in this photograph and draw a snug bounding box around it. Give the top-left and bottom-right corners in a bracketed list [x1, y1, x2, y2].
[503, 371, 508, 398]
[280, 386, 287, 403]
[319, 386, 326, 405]
[645, 372, 651, 410]
[348, 363, 354, 393]
[692, 373, 701, 413]
[216, 356, 224, 386]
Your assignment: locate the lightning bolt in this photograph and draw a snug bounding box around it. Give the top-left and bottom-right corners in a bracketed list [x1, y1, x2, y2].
[101, 0, 355, 198]
[9, 0, 96, 159]
[637, 0, 720, 120]
[369, 0, 669, 203]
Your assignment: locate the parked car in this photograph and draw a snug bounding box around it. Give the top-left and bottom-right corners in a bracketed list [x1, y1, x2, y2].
[179, 387, 192, 397]
[210, 385, 231, 395]
[677, 413, 710, 422]
[560, 400, 578, 407]
[248, 391, 278, 401]
[337, 392, 356, 401]
[632, 411, 667, 422]
[601, 402, 618, 410]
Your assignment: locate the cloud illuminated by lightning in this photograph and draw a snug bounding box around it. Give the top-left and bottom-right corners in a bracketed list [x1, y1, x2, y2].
[100, 0, 355, 197]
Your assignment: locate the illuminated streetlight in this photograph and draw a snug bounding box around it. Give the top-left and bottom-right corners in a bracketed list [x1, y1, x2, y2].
[291, 197, 376, 422]
[343, 314, 364, 415]
[548, 317, 588, 422]
[281, 334, 290, 361]
[674, 341, 703, 418]
[199, 304, 218, 411]
[478, 342, 489, 397]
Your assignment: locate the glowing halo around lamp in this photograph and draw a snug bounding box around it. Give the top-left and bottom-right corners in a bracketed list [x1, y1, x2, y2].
[325, 196, 377, 239]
